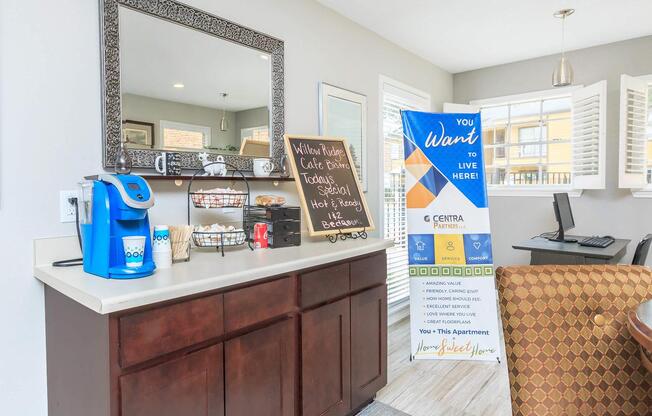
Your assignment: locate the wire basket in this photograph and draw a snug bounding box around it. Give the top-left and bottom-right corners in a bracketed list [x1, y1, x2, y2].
[186, 161, 254, 257]
[189, 192, 247, 209]
[192, 230, 247, 248]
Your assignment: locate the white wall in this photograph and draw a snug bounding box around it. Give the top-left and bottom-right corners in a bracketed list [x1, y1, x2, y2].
[0, 0, 452, 413]
[454, 36, 652, 267]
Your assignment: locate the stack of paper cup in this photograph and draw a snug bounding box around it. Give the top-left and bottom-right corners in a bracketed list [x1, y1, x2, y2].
[152, 225, 172, 269]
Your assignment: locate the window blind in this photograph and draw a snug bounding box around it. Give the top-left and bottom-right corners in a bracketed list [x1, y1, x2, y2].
[618, 74, 649, 189]
[381, 82, 429, 306]
[571, 81, 607, 189]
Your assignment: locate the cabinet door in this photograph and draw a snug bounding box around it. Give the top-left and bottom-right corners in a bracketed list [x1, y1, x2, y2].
[120, 343, 224, 416]
[350, 285, 387, 409]
[301, 298, 351, 416]
[225, 318, 296, 416]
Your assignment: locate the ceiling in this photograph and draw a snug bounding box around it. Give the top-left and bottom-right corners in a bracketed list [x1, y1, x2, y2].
[119, 7, 270, 111]
[316, 0, 652, 73]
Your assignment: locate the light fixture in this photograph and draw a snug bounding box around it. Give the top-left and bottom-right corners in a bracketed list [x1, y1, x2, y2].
[552, 8, 574, 87]
[220, 92, 229, 132]
[173, 83, 185, 88]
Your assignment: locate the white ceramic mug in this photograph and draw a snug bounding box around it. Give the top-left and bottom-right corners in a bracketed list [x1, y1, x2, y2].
[253, 158, 274, 177]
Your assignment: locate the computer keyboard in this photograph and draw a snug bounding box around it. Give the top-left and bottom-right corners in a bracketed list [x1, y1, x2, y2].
[578, 236, 615, 248]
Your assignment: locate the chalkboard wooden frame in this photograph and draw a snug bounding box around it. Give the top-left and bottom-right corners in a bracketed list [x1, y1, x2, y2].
[284, 134, 375, 236]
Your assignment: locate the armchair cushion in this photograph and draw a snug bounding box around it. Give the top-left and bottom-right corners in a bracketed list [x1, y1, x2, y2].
[496, 265, 652, 415]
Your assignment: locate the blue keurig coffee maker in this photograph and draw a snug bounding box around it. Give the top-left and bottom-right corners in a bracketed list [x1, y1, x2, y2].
[79, 174, 156, 279]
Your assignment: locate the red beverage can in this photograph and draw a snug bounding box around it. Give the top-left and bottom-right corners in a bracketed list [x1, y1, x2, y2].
[253, 222, 269, 249]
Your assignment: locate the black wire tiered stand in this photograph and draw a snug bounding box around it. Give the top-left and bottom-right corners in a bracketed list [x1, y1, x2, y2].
[187, 162, 253, 257]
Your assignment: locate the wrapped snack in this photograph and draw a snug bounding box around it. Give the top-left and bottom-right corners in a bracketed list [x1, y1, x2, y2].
[190, 187, 246, 208]
[192, 223, 246, 247]
[255, 194, 286, 207]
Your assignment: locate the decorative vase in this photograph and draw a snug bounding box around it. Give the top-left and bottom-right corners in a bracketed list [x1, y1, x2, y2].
[115, 141, 132, 174]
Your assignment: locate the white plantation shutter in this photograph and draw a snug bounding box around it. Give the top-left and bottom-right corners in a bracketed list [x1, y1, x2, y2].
[381, 78, 429, 306]
[619, 74, 649, 188]
[571, 81, 607, 189]
[443, 103, 479, 114]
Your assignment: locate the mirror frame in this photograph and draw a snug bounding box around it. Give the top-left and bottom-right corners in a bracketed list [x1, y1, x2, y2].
[100, 0, 285, 172]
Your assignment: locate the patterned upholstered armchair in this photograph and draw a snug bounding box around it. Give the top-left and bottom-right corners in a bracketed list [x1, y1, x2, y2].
[496, 265, 652, 415]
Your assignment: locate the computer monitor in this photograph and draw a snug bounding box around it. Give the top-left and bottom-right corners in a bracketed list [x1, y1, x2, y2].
[549, 192, 576, 243]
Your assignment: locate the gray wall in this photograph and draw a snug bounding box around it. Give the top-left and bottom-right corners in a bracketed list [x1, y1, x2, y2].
[454, 36, 652, 266]
[122, 93, 238, 150]
[235, 106, 270, 140]
[0, 0, 451, 413]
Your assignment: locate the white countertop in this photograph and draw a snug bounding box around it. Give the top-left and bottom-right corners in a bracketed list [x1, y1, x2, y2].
[34, 236, 392, 314]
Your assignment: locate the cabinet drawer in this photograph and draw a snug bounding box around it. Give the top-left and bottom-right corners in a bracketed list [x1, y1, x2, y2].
[300, 263, 350, 308]
[269, 232, 301, 249]
[224, 277, 295, 332]
[119, 294, 224, 368]
[350, 252, 387, 292]
[269, 220, 301, 235]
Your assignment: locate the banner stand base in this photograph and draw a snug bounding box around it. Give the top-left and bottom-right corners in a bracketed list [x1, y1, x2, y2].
[327, 228, 368, 243]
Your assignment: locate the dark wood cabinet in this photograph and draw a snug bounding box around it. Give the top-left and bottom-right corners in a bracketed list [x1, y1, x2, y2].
[301, 257, 388, 416]
[45, 250, 387, 416]
[120, 344, 224, 416]
[301, 298, 351, 416]
[350, 285, 387, 409]
[225, 318, 296, 416]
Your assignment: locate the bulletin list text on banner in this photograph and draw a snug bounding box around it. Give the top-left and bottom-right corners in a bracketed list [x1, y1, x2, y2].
[401, 110, 501, 362]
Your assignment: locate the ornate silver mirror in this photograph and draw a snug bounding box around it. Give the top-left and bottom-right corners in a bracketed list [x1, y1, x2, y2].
[100, 0, 284, 172]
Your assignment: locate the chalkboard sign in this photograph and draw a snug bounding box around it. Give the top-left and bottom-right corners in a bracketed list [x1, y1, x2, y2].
[284, 135, 374, 236]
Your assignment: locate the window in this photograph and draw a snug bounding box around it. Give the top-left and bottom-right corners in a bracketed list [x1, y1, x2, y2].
[478, 95, 571, 188]
[471, 82, 607, 193]
[160, 120, 211, 150]
[518, 126, 548, 158]
[380, 76, 430, 306]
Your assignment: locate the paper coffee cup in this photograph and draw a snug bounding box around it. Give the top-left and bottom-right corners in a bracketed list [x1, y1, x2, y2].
[122, 236, 146, 268]
[153, 250, 172, 269]
[152, 225, 172, 252]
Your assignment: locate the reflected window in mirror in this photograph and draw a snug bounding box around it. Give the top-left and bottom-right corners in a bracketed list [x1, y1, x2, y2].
[241, 126, 269, 142]
[160, 121, 210, 151]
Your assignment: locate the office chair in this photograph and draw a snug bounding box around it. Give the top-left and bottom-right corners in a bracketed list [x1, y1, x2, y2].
[632, 234, 652, 266]
[496, 265, 652, 415]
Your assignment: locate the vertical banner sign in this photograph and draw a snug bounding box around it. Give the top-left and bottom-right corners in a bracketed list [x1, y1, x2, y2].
[401, 111, 501, 362]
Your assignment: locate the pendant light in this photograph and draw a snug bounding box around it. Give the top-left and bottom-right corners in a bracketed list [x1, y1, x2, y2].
[220, 92, 229, 132]
[552, 9, 574, 87]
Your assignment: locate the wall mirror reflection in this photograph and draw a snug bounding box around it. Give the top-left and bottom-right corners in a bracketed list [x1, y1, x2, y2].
[100, 0, 284, 171]
[119, 7, 271, 158]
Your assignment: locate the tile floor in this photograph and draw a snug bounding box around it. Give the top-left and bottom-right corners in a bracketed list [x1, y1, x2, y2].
[358, 316, 512, 416]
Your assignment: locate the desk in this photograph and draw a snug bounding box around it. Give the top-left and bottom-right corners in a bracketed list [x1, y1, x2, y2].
[628, 300, 652, 373]
[513, 235, 630, 265]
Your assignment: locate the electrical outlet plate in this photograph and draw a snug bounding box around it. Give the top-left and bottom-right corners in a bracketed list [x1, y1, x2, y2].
[59, 190, 79, 223]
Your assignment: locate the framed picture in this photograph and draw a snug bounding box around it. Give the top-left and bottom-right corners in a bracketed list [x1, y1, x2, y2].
[122, 120, 154, 148]
[319, 83, 367, 191]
